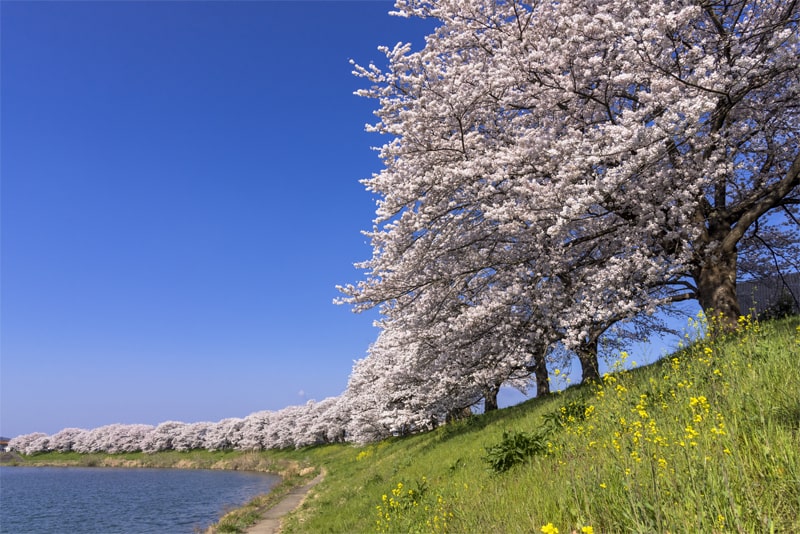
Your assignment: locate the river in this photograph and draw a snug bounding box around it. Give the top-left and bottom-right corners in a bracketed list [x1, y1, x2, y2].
[0, 466, 279, 533]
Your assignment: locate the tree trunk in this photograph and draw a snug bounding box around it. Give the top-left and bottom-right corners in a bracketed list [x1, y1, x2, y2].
[576, 339, 601, 384]
[446, 406, 472, 423]
[694, 252, 741, 331]
[530, 352, 550, 397]
[483, 384, 499, 413]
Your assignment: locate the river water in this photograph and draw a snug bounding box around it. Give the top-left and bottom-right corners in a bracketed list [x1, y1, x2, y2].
[0, 466, 280, 533]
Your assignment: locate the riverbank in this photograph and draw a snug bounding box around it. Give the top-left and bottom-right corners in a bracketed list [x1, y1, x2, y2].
[1, 449, 321, 533]
[208, 467, 321, 533]
[0, 449, 285, 471]
[239, 472, 324, 534]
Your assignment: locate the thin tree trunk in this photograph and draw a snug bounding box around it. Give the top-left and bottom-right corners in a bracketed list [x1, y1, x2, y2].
[531, 351, 550, 397]
[576, 339, 601, 384]
[483, 384, 500, 412]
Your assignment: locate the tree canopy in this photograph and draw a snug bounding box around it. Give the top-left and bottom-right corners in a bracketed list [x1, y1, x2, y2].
[338, 0, 799, 415]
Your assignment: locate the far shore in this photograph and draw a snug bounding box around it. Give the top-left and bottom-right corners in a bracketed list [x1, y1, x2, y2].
[0, 449, 321, 533]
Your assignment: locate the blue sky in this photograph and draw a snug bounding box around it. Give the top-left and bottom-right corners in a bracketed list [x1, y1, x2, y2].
[1, 0, 440, 438]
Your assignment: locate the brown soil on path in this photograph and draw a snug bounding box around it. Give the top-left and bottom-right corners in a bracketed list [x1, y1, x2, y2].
[245, 472, 325, 534]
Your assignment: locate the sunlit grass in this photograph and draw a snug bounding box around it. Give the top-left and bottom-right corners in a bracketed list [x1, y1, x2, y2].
[278, 315, 799, 533]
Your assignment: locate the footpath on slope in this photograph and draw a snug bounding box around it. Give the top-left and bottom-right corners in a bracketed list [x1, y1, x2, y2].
[245, 472, 325, 534]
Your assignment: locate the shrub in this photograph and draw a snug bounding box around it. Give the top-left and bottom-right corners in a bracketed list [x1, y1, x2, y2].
[483, 429, 548, 473]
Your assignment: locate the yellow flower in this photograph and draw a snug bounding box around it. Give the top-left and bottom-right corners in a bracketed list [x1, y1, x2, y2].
[581, 527, 594, 534]
[540, 523, 559, 534]
[690, 396, 710, 411]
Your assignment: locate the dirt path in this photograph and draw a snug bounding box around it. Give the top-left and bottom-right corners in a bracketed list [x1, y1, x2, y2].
[245, 472, 324, 534]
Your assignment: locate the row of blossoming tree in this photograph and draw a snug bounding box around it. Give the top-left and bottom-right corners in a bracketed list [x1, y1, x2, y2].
[336, 0, 798, 428]
[9, 377, 450, 454]
[10, 396, 349, 454]
[11, 0, 798, 453]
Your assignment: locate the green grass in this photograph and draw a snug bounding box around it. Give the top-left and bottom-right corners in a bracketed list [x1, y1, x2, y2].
[276, 315, 799, 533]
[13, 316, 799, 533]
[213, 466, 319, 533]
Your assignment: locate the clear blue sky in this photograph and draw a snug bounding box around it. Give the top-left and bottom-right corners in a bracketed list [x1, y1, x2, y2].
[0, 0, 438, 438]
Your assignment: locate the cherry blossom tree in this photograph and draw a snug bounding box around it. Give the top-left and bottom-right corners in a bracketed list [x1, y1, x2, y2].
[203, 417, 244, 451]
[71, 423, 154, 453]
[339, 352, 402, 443]
[48, 427, 86, 452]
[108, 424, 154, 453]
[263, 405, 306, 449]
[172, 421, 213, 452]
[291, 397, 347, 447]
[316, 396, 350, 444]
[9, 432, 49, 455]
[341, 0, 799, 377]
[237, 411, 274, 450]
[73, 425, 120, 453]
[141, 421, 186, 453]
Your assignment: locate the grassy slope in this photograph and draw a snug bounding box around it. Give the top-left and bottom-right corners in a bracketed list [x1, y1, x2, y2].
[13, 317, 799, 533]
[278, 316, 799, 533]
